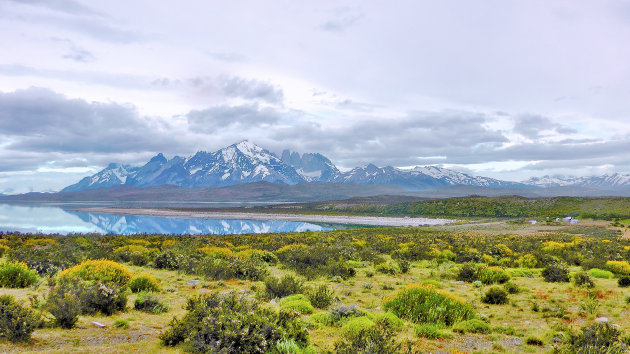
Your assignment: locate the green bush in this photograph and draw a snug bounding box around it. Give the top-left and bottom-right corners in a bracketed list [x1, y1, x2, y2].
[334, 318, 401, 354]
[201, 256, 268, 281]
[160, 291, 309, 353]
[154, 251, 185, 270]
[588, 268, 614, 279]
[113, 245, 151, 266]
[560, 323, 625, 353]
[341, 316, 375, 337]
[266, 274, 305, 299]
[307, 284, 334, 309]
[134, 292, 169, 314]
[0, 294, 40, 342]
[525, 335, 544, 346]
[618, 276, 630, 287]
[0, 261, 38, 288]
[129, 274, 160, 293]
[456, 263, 478, 282]
[478, 266, 511, 284]
[482, 286, 509, 305]
[572, 272, 595, 288]
[541, 264, 570, 282]
[365, 312, 405, 331]
[79, 281, 128, 315]
[279, 295, 314, 314]
[45, 280, 81, 329]
[414, 323, 452, 339]
[503, 282, 520, 294]
[452, 319, 490, 334]
[375, 262, 399, 275]
[383, 284, 475, 326]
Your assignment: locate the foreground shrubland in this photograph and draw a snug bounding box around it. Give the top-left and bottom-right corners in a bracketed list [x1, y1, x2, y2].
[0, 223, 629, 352]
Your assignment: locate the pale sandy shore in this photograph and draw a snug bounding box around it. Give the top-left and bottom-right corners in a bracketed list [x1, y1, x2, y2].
[76, 207, 455, 227]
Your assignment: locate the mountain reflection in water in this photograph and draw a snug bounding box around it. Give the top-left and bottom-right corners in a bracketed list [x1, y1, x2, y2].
[0, 203, 331, 235]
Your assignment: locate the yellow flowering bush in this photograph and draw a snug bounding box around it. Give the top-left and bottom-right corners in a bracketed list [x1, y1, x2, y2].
[605, 260, 630, 275]
[59, 259, 132, 286]
[198, 246, 234, 258]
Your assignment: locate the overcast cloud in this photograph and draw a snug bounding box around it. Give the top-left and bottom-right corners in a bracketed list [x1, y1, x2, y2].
[1, 0, 630, 193]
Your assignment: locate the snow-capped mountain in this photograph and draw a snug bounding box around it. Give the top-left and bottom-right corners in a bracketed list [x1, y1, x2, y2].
[61, 163, 139, 192]
[281, 149, 341, 182]
[62, 141, 306, 192]
[61, 141, 530, 193]
[523, 173, 630, 189]
[337, 164, 523, 189]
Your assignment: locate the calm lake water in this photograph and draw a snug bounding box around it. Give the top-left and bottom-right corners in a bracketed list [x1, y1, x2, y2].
[0, 203, 332, 235]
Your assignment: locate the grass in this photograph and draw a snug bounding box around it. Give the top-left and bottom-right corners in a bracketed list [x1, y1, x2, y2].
[0, 221, 629, 353]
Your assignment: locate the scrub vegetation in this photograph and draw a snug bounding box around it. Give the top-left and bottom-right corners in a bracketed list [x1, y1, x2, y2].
[0, 218, 629, 352]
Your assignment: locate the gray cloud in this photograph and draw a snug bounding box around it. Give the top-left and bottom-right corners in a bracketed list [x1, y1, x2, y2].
[50, 37, 96, 63]
[0, 87, 187, 156]
[185, 76, 284, 104]
[186, 103, 283, 133]
[513, 114, 577, 139]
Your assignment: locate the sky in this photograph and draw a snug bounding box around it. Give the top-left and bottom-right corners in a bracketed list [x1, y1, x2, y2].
[2, 0, 630, 193]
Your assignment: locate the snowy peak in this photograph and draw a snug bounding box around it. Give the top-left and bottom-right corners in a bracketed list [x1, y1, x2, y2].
[281, 149, 341, 182]
[523, 173, 630, 189]
[61, 163, 138, 192]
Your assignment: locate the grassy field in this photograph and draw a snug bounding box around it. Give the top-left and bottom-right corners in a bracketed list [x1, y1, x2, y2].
[0, 221, 629, 353]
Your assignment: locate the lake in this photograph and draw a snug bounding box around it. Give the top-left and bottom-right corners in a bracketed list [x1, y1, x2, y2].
[0, 203, 332, 235]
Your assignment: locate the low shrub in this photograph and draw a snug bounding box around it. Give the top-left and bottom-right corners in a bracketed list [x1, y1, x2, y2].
[78, 281, 128, 315]
[307, 284, 334, 309]
[134, 291, 169, 314]
[59, 259, 132, 286]
[0, 261, 38, 288]
[541, 263, 570, 282]
[456, 263, 478, 282]
[396, 259, 410, 274]
[572, 272, 595, 288]
[236, 249, 279, 265]
[525, 335, 544, 346]
[478, 266, 511, 284]
[266, 274, 305, 299]
[113, 319, 129, 329]
[160, 291, 309, 353]
[560, 323, 625, 353]
[365, 312, 405, 331]
[503, 282, 520, 294]
[452, 319, 490, 334]
[482, 286, 509, 305]
[154, 251, 186, 270]
[129, 274, 160, 293]
[341, 316, 375, 337]
[45, 280, 81, 329]
[618, 276, 630, 287]
[414, 323, 453, 339]
[113, 245, 151, 266]
[375, 262, 398, 275]
[605, 260, 630, 275]
[279, 295, 314, 314]
[334, 318, 401, 354]
[588, 268, 614, 279]
[0, 294, 40, 342]
[383, 284, 475, 326]
[200, 256, 268, 281]
[276, 338, 314, 354]
[329, 304, 362, 324]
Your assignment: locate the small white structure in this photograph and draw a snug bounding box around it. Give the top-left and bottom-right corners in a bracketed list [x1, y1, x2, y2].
[528, 220, 537, 225]
[570, 219, 579, 225]
[562, 217, 573, 222]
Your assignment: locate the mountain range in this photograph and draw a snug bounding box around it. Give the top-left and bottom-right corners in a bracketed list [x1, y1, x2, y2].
[47, 140, 630, 194]
[61, 140, 528, 193]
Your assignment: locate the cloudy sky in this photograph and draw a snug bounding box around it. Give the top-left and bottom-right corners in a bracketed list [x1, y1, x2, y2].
[2, 0, 630, 193]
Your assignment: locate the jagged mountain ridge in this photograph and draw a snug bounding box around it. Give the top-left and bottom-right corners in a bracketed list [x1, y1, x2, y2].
[523, 173, 630, 189]
[61, 140, 530, 192]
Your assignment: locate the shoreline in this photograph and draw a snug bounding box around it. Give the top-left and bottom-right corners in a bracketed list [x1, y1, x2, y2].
[75, 207, 456, 227]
